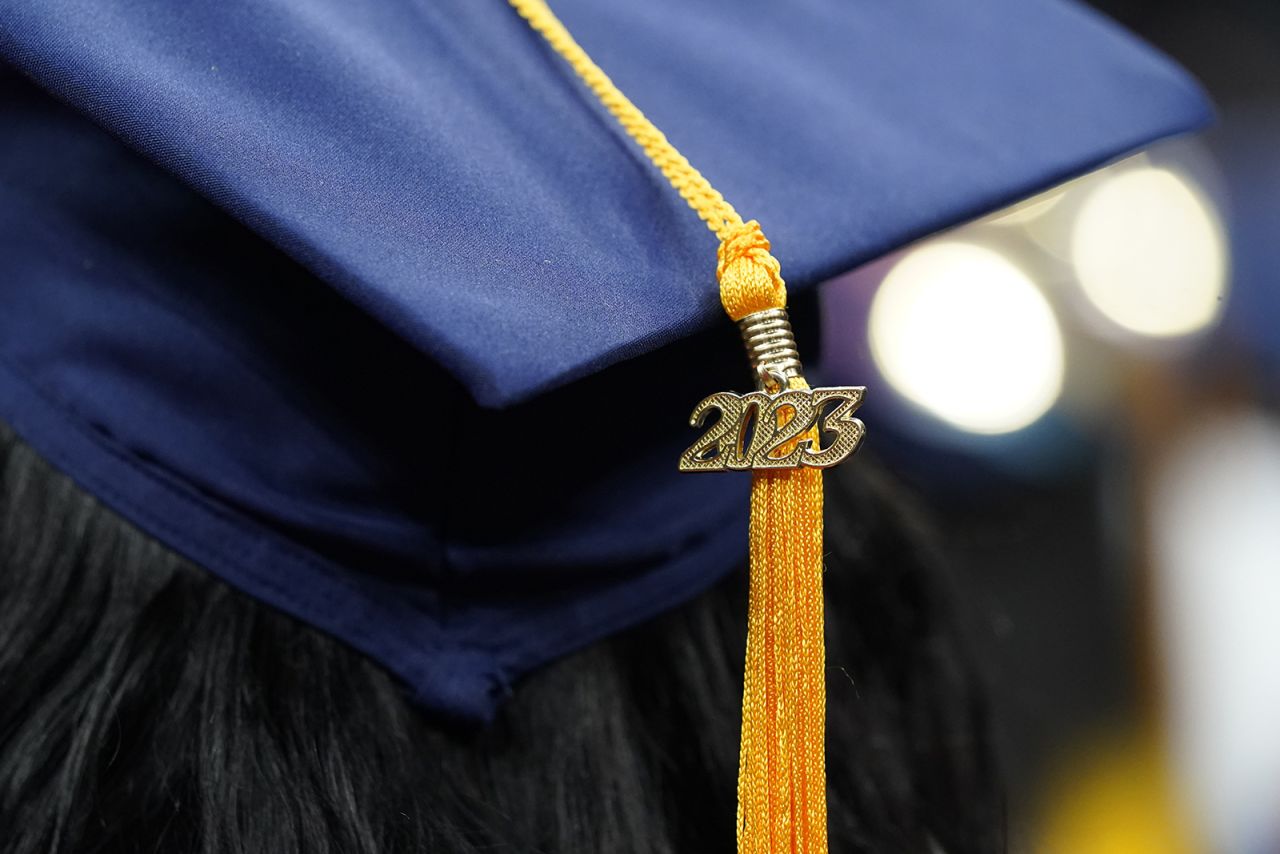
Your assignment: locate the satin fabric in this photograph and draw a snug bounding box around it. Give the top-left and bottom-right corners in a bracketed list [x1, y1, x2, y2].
[0, 0, 1209, 719]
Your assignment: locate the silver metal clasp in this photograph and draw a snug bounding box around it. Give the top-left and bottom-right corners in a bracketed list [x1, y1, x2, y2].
[736, 307, 803, 392]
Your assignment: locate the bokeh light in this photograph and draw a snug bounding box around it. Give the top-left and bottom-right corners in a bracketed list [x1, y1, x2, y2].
[868, 242, 1065, 435]
[988, 184, 1070, 226]
[1153, 412, 1280, 853]
[1071, 167, 1227, 338]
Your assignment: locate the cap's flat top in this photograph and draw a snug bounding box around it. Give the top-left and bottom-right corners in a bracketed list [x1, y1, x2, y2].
[0, 0, 1210, 407]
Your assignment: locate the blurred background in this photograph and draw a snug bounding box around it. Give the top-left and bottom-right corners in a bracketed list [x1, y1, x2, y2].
[817, 1, 1280, 851]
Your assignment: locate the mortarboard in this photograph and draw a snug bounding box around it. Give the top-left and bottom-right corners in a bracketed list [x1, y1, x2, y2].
[0, 0, 1209, 845]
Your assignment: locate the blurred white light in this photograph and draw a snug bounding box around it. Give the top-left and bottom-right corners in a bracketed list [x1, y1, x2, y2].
[988, 185, 1069, 226]
[1154, 412, 1280, 853]
[1071, 167, 1227, 338]
[868, 242, 1065, 435]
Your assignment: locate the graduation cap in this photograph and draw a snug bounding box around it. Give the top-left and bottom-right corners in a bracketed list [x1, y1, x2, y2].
[0, 0, 1208, 847]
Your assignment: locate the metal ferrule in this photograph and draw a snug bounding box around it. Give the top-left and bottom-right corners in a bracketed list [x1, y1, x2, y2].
[737, 307, 803, 390]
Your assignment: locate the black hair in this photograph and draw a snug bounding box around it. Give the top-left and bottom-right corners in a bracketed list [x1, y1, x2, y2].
[0, 421, 1002, 853]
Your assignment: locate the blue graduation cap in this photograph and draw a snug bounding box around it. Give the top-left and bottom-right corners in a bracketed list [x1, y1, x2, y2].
[0, 0, 1208, 732]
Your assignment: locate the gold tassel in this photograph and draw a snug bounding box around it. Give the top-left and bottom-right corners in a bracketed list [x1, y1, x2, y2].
[738, 453, 827, 852]
[509, 3, 843, 849]
[719, 225, 828, 853]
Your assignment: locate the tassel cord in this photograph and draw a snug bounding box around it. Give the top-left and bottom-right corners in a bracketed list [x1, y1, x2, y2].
[508, 3, 829, 851]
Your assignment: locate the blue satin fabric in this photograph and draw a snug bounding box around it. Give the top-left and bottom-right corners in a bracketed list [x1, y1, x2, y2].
[0, 0, 1209, 720]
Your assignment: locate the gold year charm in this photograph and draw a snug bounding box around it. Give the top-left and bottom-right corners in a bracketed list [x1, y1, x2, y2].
[678, 386, 865, 472]
[678, 307, 865, 473]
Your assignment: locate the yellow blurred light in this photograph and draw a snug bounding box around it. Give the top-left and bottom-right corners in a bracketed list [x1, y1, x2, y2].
[868, 242, 1065, 435]
[1071, 168, 1227, 338]
[1038, 733, 1203, 854]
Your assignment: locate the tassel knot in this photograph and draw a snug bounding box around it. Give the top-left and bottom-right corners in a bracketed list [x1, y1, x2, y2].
[717, 220, 787, 320]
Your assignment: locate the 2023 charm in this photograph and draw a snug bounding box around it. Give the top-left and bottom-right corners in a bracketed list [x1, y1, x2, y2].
[678, 385, 866, 472]
[679, 307, 866, 473]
